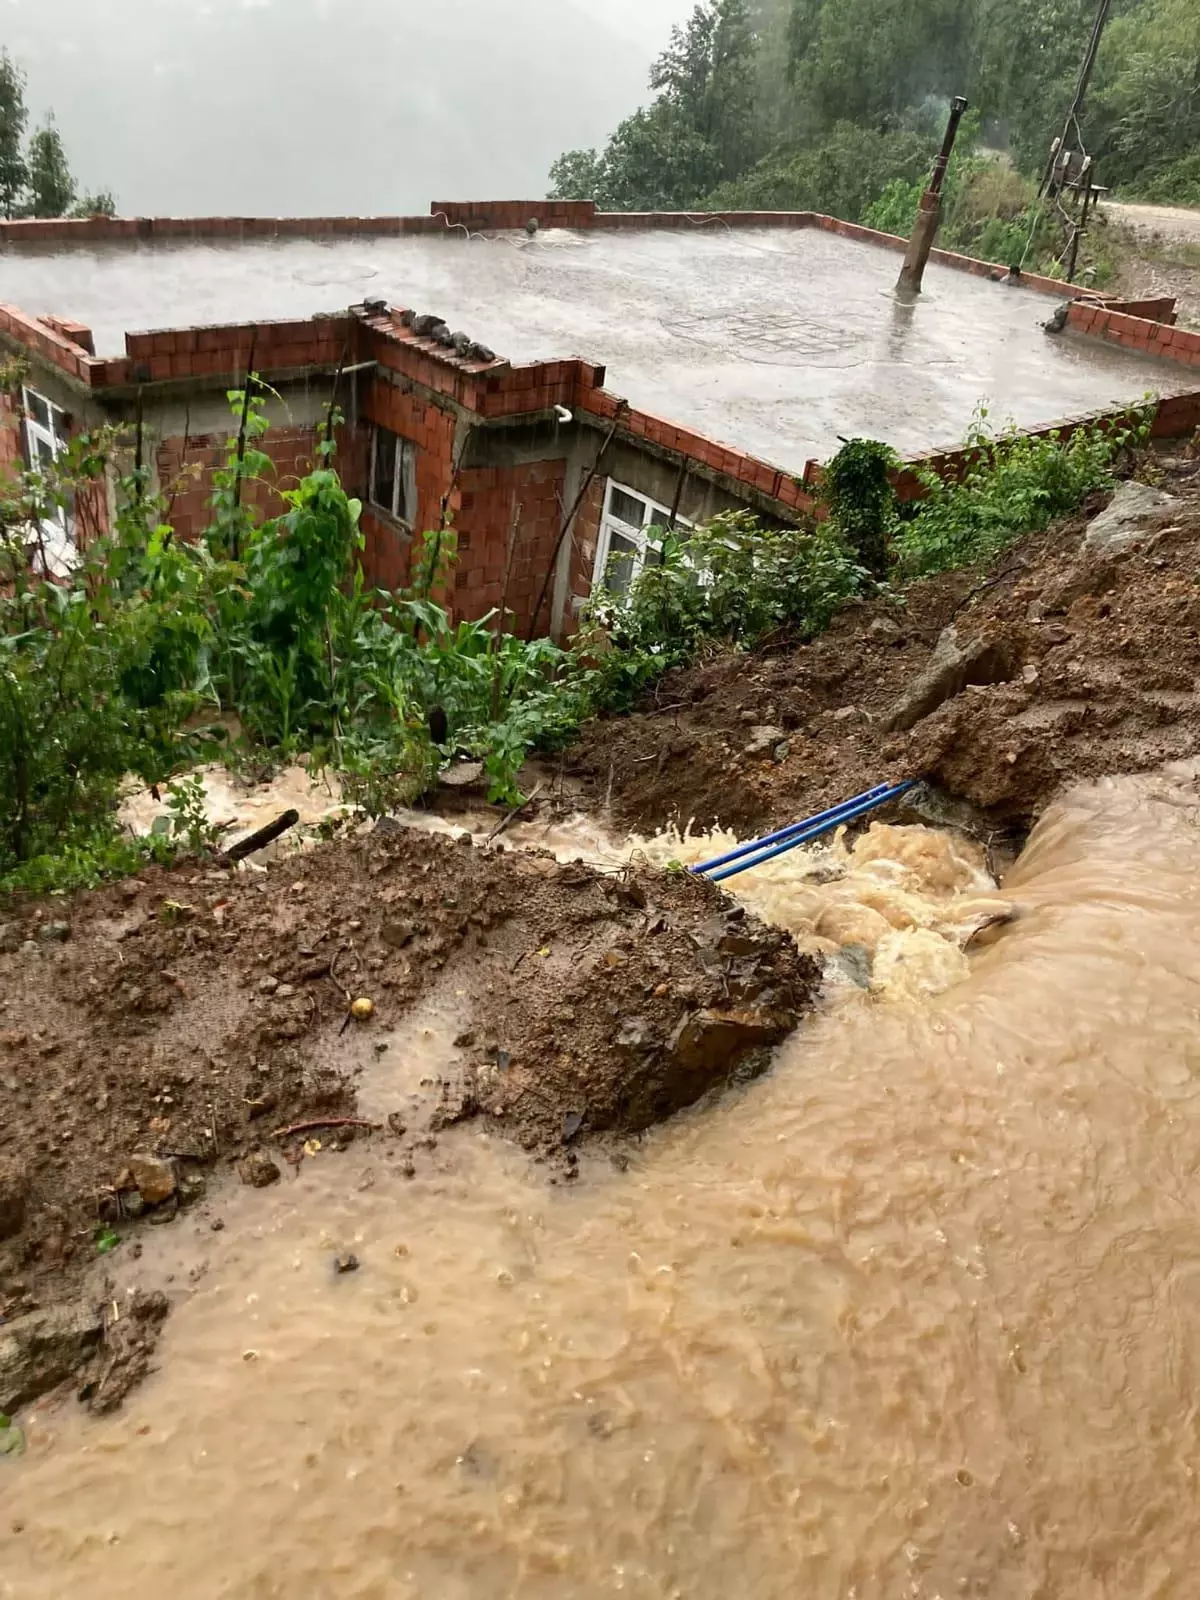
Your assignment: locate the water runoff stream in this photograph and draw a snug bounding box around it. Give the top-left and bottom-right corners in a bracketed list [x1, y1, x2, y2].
[8, 766, 1200, 1599]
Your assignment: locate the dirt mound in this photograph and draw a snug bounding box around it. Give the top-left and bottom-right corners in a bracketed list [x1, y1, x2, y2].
[0, 826, 816, 1408]
[567, 457, 1200, 842]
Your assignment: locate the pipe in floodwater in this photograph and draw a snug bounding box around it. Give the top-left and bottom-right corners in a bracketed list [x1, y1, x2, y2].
[690, 783, 897, 877]
[696, 781, 918, 884]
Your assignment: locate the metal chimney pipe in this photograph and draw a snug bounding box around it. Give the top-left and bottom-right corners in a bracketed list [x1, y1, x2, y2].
[897, 95, 969, 297]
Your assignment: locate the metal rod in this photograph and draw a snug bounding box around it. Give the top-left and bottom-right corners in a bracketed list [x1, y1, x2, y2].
[701, 782, 917, 884]
[690, 783, 896, 876]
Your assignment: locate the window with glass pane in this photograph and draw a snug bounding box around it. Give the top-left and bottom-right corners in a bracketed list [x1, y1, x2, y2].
[372, 427, 399, 513]
[21, 385, 75, 574]
[608, 487, 647, 529]
[371, 426, 416, 525]
[592, 480, 691, 596]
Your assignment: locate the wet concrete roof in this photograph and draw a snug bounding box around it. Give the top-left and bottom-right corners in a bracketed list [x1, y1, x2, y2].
[2, 227, 1182, 469]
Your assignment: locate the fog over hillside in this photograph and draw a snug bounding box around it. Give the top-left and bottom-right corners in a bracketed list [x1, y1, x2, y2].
[1, 0, 693, 214]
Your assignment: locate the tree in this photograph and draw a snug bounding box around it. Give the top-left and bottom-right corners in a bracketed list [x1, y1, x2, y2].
[788, 0, 976, 132]
[0, 50, 28, 219]
[550, 104, 724, 210]
[651, 0, 759, 180]
[549, 0, 760, 211]
[26, 115, 76, 218]
[72, 189, 119, 218]
[547, 148, 605, 203]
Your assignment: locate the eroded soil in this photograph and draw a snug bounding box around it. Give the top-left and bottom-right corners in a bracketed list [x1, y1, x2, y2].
[5, 448, 1200, 1417]
[0, 827, 812, 1410]
[568, 454, 1200, 846]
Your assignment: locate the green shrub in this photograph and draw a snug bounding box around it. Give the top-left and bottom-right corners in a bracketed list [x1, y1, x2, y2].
[892, 410, 1151, 579]
[822, 438, 900, 576]
[579, 511, 867, 711]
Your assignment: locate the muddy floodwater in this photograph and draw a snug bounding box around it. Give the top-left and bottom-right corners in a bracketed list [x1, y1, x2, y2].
[8, 768, 1200, 1597]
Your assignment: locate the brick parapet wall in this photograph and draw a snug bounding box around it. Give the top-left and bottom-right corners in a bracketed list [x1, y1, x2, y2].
[884, 389, 1200, 502]
[1067, 301, 1200, 368]
[0, 200, 1097, 305]
[0, 305, 358, 391]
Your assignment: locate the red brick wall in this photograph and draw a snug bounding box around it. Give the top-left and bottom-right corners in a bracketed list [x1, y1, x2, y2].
[0, 388, 23, 483]
[156, 421, 369, 545]
[1067, 302, 1200, 369]
[567, 472, 606, 625]
[454, 459, 566, 635]
[360, 378, 459, 595]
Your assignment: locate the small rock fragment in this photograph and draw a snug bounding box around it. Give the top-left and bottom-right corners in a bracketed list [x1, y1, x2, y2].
[238, 1151, 281, 1189]
[744, 724, 787, 758]
[127, 1153, 178, 1208]
[332, 1252, 360, 1275]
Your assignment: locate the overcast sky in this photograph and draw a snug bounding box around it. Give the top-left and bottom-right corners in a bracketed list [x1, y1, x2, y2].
[1, 0, 694, 215]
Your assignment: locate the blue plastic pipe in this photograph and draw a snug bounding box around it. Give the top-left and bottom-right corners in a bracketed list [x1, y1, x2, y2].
[689, 782, 895, 877]
[696, 780, 917, 885]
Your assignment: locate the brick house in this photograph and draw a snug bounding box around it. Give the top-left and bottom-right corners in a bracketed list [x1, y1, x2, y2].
[2, 198, 1198, 637]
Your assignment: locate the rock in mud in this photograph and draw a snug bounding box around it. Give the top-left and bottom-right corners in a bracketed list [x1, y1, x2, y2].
[36, 921, 70, 944]
[0, 923, 19, 955]
[881, 625, 1014, 732]
[0, 1303, 104, 1414]
[127, 1153, 178, 1208]
[744, 724, 787, 758]
[332, 1251, 360, 1274]
[238, 1151, 281, 1188]
[80, 1290, 170, 1416]
[0, 1160, 27, 1243]
[1083, 480, 1176, 557]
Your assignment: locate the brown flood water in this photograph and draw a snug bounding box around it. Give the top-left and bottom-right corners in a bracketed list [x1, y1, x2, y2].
[8, 769, 1200, 1598]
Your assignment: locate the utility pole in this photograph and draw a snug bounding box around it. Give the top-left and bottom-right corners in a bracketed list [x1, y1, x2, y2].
[897, 96, 969, 298]
[1038, 0, 1114, 200]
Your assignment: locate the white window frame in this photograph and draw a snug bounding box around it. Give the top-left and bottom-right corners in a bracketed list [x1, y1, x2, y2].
[591, 479, 691, 594]
[22, 385, 76, 574]
[369, 424, 417, 528]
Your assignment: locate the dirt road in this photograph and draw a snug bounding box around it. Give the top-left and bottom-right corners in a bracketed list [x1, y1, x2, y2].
[1102, 200, 1200, 244]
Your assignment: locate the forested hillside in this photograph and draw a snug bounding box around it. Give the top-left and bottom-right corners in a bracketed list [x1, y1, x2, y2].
[549, 0, 1200, 272]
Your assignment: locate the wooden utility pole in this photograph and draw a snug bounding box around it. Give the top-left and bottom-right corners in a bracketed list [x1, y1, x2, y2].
[1038, 0, 1114, 200]
[897, 96, 970, 298]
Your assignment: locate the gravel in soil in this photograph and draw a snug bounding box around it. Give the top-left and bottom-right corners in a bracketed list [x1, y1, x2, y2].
[0, 827, 816, 1411]
[566, 456, 1200, 845]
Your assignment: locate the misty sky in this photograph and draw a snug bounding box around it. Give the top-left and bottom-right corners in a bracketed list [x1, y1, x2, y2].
[1, 0, 693, 215]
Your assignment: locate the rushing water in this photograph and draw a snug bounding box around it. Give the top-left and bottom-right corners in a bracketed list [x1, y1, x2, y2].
[8, 768, 1200, 1598]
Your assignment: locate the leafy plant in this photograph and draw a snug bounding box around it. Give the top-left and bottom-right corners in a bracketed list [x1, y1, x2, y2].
[822, 438, 899, 577]
[892, 408, 1153, 579]
[156, 774, 223, 855]
[579, 511, 867, 711]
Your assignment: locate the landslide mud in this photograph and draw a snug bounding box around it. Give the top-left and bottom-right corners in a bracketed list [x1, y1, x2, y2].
[568, 455, 1200, 842]
[0, 827, 814, 1409]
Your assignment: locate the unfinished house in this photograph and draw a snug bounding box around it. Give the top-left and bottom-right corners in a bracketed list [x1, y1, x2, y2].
[2, 198, 1199, 638]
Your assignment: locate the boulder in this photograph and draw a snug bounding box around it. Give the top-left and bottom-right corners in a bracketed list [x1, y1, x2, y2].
[1083, 480, 1176, 557]
[238, 1150, 281, 1189]
[881, 626, 1013, 732]
[127, 1153, 177, 1208]
[0, 1304, 103, 1414]
[744, 724, 787, 758]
